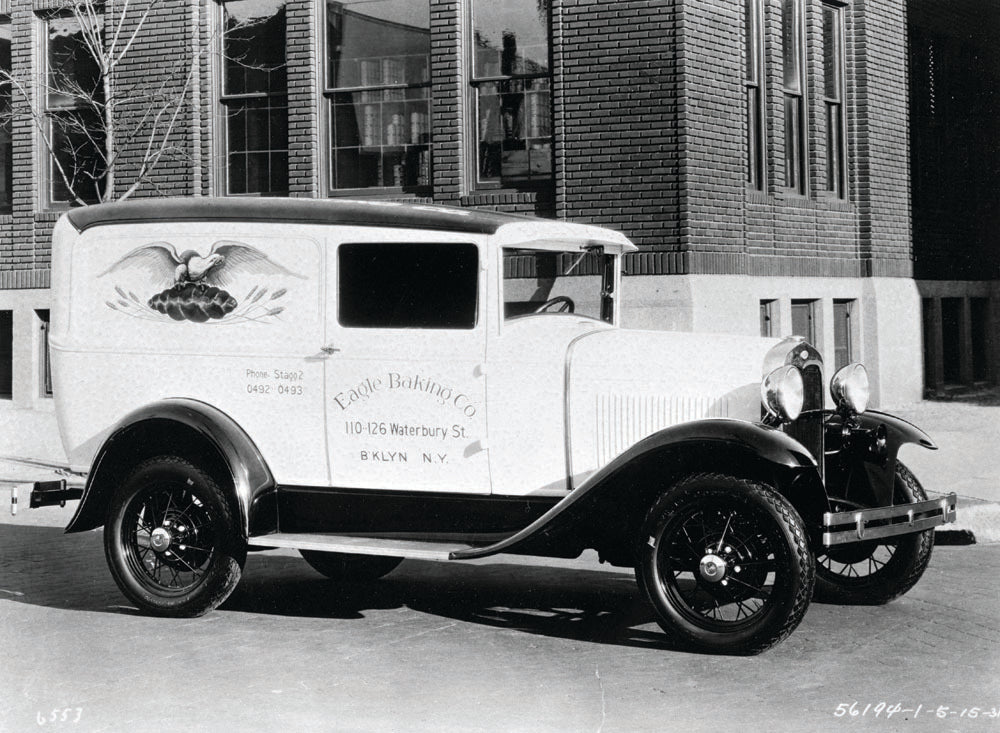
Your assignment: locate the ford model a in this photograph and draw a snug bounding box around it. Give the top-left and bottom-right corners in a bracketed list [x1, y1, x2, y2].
[27, 198, 956, 654]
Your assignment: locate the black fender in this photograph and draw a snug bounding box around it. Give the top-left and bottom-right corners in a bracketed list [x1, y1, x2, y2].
[823, 409, 937, 507]
[65, 398, 275, 537]
[452, 418, 825, 562]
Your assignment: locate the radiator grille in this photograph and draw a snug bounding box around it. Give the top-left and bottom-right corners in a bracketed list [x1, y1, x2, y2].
[784, 363, 825, 476]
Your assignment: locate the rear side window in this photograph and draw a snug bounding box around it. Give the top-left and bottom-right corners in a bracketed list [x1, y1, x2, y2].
[338, 242, 478, 329]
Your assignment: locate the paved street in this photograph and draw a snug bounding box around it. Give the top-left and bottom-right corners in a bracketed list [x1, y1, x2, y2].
[1, 507, 997, 733]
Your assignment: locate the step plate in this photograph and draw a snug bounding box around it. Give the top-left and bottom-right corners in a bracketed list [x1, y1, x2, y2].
[247, 533, 475, 561]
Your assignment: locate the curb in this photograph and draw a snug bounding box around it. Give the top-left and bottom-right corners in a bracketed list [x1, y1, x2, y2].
[930, 493, 1000, 546]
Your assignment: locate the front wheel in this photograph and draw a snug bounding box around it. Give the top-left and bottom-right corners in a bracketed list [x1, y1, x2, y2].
[104, 456, 245, 617]
[636, 473, 815, 655]
[814, 462, 934, 605]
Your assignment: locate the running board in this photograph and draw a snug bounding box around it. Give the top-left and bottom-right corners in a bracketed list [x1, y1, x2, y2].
[247, 533, 478, 561]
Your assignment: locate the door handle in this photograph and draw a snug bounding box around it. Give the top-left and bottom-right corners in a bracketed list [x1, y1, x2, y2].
[320, 345, 341, 355]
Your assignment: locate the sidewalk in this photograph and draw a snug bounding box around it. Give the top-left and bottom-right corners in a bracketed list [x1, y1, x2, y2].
[893, 390, 1000, 543]
[2, 396, 998, 541]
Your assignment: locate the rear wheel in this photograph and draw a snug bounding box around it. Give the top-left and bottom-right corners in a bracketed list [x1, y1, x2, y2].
[300, 551, 402, 581]
[636, 473, 814, 655]
[814, 462, 934, 605]
[104, 456, 245, 617]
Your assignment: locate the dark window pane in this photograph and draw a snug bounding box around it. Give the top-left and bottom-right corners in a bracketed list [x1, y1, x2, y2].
[823, 6, 842, 101]
[339, 243, 478, 329]
[746, 87, 760, 188]
[971, 298, 990, 381]
[941, 298, 962, 383]
[327, 0, 430, 89]
[329, 90, 429, 190]
[46, 14, 103, 108]
[472, 0, 549, 77]
[784, 94, 801, 190]
[744, 0, 758, 83]
[223, 96, 288, 195]
[833, 300, 853, 371]
[228, 153, 247, 194]
[0, 310, 11, 398]
[782, 0, 801, 92]
[791, 300, 815, 344]
[50, 110, 105, 204]
[760, 299, 775, 337]
[223, 0, 287, 95]
[476, 78, 551, 184]
[825, 102, 843, 195]
[326, 3, 431, 191]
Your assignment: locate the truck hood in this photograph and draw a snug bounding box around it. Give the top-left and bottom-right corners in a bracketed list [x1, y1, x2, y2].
[566, 328, 784, 483]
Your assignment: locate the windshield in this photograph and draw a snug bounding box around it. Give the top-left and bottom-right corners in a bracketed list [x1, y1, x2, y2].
[502, 247, 616, 323]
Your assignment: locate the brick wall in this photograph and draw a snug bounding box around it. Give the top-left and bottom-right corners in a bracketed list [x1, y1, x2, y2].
[112, 0, 196, 200]
[0, 0, 960, 287]
[851, 0, 911, 277]
[558, 0, 680, 252]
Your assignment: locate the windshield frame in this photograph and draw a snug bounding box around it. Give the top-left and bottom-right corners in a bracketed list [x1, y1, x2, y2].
[499, 245, 619, 326]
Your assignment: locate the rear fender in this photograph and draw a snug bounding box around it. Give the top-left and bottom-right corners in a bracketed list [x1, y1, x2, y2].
[65, 398, 275, 537]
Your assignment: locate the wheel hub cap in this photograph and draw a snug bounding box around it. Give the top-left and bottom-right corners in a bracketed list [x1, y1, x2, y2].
[699, 553, 727, 583]
[150, 526, 172, 552]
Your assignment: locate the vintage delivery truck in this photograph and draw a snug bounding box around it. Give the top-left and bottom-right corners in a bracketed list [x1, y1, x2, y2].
[28, 197, 956, 654]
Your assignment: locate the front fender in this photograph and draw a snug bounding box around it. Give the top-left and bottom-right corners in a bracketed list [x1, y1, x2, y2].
[824, 409, 937, 507]
[65, 398, 274, 537]
[452, 419, 821, 561]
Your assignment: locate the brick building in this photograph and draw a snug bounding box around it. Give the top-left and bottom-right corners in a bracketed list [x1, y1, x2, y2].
[0, 0, 997, 429]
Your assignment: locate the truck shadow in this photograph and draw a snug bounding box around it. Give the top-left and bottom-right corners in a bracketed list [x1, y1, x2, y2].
[228, 553, 678, 651]
[0, 523, 677, 651]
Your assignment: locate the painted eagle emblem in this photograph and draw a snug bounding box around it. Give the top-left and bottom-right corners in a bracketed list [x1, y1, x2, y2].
[99, 240, 304, 288]
[99, 240, 305, 324]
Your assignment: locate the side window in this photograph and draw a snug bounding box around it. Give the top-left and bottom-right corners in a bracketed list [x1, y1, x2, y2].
[220, 0, 289, 196]
[338, 242, 478, 329]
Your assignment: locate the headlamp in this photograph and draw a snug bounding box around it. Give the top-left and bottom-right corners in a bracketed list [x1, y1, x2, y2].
[830, 363, 870, 414]
[761, 365, 804, 422]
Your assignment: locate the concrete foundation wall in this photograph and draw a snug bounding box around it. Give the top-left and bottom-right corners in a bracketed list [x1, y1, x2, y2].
[621, 274, 923, 408]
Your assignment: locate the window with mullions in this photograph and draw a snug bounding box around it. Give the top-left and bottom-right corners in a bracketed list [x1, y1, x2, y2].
[221, 0, 288, 196]
[781, 0, 806, 195]
[471, 0, 552, 187]
[744, 0, 765, 191]
[822, 3, 846, 198]
[44, 11, 106, 205]
[325, 1, 430, 192]
[0, 17, 11, 215]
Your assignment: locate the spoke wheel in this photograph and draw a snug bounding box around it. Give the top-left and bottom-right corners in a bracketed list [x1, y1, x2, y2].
[105, 456, 245, 616]
[814, 462, 934, 605]
[636, 473, 814, 655]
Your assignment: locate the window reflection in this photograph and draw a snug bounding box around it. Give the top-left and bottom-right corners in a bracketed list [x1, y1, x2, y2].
[221, 0, 288, 196]
[44, 13, 106, 205]
[326, 1, 431, 191]
[472, 0, 552, 186]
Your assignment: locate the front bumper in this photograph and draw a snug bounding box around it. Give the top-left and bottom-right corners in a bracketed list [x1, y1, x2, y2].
[822, 492, 958, 546]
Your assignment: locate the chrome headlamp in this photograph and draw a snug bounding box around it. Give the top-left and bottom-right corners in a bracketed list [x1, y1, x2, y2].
[761, 365, 804, 423]
[830, 363, 870, 414]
